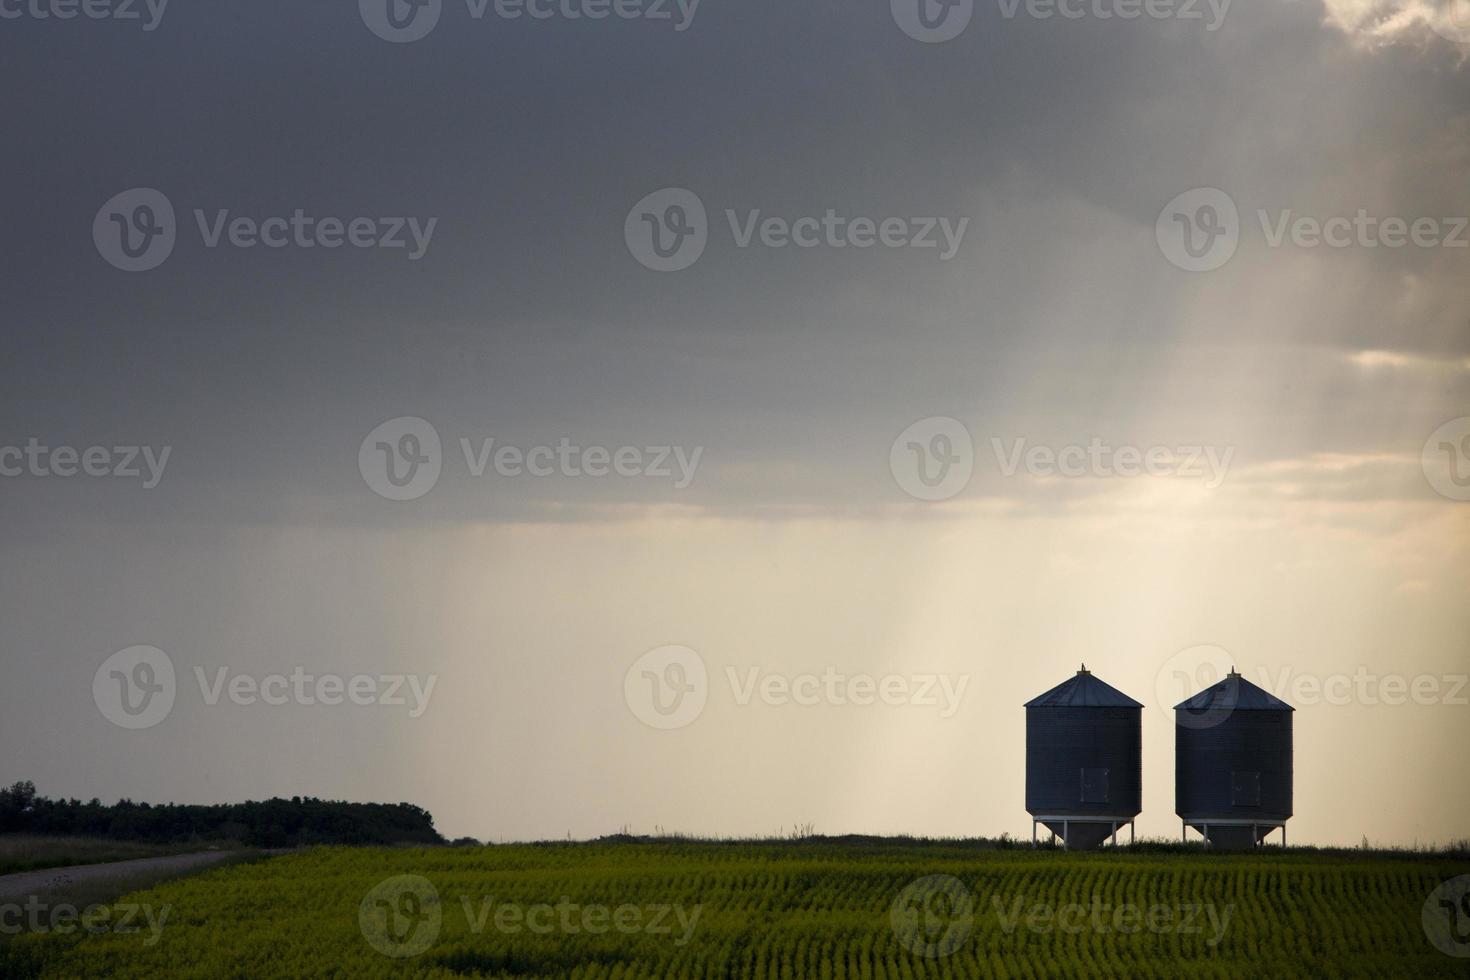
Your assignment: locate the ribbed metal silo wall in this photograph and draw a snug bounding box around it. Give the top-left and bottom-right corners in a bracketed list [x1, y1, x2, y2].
[1175, 710, 1293, 821]
[1025, 705, 1142, 818]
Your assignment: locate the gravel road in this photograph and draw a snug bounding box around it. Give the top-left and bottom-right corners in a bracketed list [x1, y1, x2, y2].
[0, 851, 251, 901]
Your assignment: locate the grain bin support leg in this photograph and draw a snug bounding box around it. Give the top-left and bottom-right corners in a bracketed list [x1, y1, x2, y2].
[1130, 821, 1135, 845]
[1063, 820, 1069, 851]
[1032, 820, 1037, 847]
[1110, 822, 1117, 848]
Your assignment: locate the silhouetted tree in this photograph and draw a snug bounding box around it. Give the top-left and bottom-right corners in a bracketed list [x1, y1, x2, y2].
[0, 783, 441, 846]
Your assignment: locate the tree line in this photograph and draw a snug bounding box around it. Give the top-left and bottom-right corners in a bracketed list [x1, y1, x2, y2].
[0, 781, 443, 847]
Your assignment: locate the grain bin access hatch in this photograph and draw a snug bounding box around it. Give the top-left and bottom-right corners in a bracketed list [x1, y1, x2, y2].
[1024, 666, 1143, 850]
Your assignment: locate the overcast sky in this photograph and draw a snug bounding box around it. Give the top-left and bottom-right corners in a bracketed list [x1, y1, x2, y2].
[1, 0, 1467, 845]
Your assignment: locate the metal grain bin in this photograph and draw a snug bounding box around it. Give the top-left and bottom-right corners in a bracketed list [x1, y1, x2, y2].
[1025, 666, 1142, 850]
[1175, 670, 1293, 849]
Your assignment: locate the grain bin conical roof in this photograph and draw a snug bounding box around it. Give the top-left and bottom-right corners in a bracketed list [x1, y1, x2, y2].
[1024, 666, 1142, 708]
[1173, 671, 1293, 712]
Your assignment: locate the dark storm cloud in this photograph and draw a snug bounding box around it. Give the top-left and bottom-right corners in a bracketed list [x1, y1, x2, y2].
[2, 0, 1467, 525]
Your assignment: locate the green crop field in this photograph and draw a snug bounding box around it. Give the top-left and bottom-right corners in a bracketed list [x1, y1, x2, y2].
[2, 841, 1466, 978]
